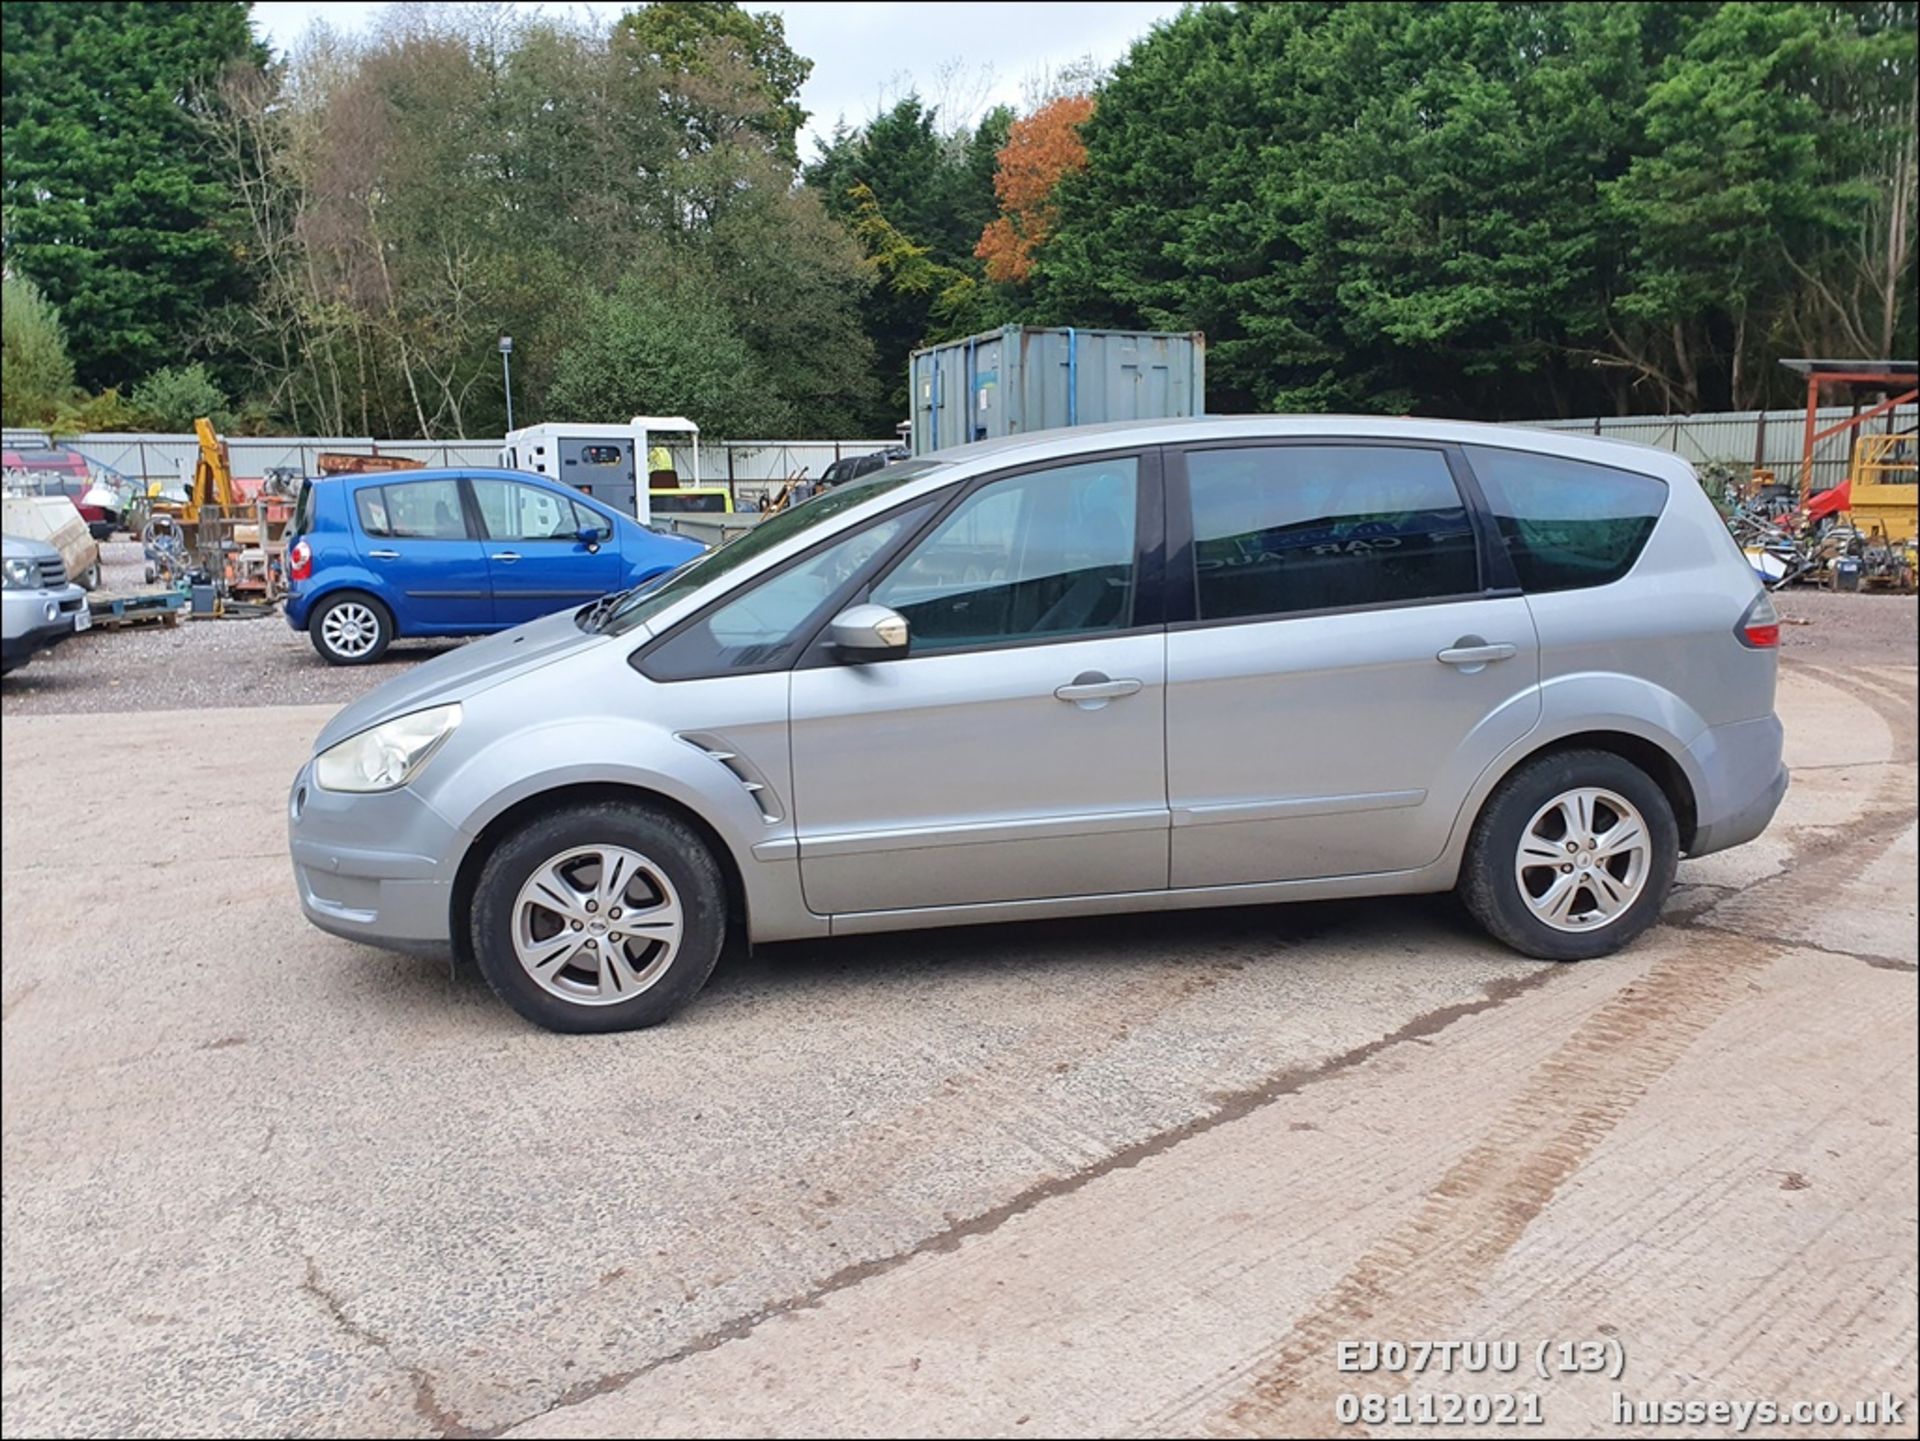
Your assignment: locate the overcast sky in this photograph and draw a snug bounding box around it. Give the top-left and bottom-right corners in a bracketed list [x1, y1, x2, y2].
[248, 1, 1185, 156]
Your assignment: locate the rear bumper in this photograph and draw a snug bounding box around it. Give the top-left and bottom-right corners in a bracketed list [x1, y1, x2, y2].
[1686, 714, 1789, 857]
[288, 763, 462, 953]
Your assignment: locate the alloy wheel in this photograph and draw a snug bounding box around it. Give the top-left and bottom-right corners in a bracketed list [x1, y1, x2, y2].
[511, 844, 685, 1005]
[1513, 786, 1654, 933]
[320, 601, 382, 659]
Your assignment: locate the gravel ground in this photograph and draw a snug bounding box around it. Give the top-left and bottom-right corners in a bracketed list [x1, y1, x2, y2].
[1, 541, 468, 716]
[4, 541, 1912, 716]
[1773, 586, 1917, 667]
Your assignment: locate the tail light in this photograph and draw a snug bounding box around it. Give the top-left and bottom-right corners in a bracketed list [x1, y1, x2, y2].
[289, 538, 312, 582]
[1735, 590, 1780, 649]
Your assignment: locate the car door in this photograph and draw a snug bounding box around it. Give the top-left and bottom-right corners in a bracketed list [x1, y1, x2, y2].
[350, 478, 492, 631]
[788, 451, 1169, 917]
[470, 477, 625, 625]
[1164, 440, 1541, 886]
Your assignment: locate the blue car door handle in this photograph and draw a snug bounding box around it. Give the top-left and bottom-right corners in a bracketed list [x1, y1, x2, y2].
[366, 549, 398, 560]
[491, 551, 521, 563]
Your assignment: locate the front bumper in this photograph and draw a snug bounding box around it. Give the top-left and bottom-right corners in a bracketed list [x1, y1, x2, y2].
[1686, 714, 1789, 857]
[2, 585, 89, 667]
[288, 762, 465, 953]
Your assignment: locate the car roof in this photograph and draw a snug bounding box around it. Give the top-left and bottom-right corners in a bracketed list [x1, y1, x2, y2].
[921, 414, 1691, 482]
[320, 466, 554, 485]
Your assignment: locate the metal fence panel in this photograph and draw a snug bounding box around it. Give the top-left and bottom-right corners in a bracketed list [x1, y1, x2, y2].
[1508, 404, 1917, 493]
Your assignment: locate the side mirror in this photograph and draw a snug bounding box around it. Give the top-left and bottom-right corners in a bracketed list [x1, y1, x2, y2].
[828, 603, 909, 661]
[577, 524, 608, 551]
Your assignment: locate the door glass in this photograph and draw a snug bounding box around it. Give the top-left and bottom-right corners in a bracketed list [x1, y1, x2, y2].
[641, 509, 922, 680]
[367, 480, 467, 540]
[871, 457, 1138, 652]
[472, 479, 589, 540]
[1187, 446, 1478, 618]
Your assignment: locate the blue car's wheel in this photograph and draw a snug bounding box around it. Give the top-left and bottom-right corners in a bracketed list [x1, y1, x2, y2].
[310, 591, 392, 665]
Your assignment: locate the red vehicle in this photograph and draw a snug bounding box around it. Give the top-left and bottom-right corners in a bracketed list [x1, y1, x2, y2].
[1, 444, 123, 538]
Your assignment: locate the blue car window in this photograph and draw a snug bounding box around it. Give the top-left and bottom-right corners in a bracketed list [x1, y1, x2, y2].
[359, 480, 467, 540]
[472, 479, 589, 541]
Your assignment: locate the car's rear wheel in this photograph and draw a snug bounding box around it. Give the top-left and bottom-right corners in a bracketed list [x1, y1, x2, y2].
[310, 592, 392, 665]
[470, 802, 727, 1033]
[1459, 749, 1678, 961]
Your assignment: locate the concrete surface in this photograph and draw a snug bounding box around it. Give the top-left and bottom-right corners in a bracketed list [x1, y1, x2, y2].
[1, 659, 1914, 1438]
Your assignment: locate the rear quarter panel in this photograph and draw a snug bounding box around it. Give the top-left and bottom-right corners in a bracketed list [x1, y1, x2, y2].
[1524, 457, 1776, 732]
[288, 482, 399, 629]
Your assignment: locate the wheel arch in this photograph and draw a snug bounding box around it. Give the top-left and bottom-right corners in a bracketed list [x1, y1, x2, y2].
[1460, 728, 1700, 861]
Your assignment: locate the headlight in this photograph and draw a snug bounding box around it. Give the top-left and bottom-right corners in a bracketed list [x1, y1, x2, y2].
[313, 704, 461, 793]
[4, 558, 39, 590]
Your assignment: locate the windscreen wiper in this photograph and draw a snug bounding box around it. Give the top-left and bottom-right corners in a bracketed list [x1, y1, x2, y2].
[577, 587, 635, 633]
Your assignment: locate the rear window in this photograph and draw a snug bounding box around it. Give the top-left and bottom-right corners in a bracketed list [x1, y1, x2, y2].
[292, 480, 316, 536]
[353, 479, 468, 540]
[1463, 446, 1667, 592]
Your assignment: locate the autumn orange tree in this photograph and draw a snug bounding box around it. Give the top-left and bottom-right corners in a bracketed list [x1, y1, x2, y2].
[975, 94, 1095, 284]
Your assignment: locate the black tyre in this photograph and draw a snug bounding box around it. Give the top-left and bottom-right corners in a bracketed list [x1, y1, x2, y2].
[309, 591, 392, 665]
[1458, 749, 1678, 961]
[79, 558, 102, 591]
[470, 802, 728, 1033]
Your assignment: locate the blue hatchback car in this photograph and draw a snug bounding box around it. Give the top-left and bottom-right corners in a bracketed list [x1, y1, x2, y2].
[284, 468, 703, 664]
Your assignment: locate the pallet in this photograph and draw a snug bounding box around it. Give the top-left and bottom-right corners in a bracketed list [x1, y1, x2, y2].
[87, 589, 187, 630]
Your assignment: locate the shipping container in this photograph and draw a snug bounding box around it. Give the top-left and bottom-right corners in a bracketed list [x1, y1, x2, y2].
[909, 325, 1205, 455]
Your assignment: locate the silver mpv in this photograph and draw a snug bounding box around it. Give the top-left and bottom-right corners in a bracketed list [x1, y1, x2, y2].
[289, 418, 1787, 1033]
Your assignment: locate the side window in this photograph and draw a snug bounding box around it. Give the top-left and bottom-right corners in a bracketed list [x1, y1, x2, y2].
[472, 479, 587, 541]
[871, 457, 1139, 652]
[641, 509, 923, 680]
[353, 486, 390, 536]
[382, 480, 470, 540]
[1186, 446, 1478, 620]
[1463, 445, 1667, 592]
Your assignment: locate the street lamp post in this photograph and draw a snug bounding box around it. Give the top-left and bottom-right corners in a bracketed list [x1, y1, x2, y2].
[499, 335, 515, 432]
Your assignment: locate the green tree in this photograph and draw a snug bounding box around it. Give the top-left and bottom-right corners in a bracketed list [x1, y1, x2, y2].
[1, 1, 267, 391]
[614, 1, 813, 164]
[1604, 1, 1918, 408]
[1036, 2, 1647, 417]
[1037, 0, 1914, 419]
[806, 96, 1009, 425]
[0, 278, 79, 427]
[547, 268, 788, 438]
[130, 362, 231, 430]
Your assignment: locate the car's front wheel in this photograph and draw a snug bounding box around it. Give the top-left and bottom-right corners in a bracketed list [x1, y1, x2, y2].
[309, 592, 392, 665]
[470, 802, 728, 1033]
[1459, 749, 1678, 961]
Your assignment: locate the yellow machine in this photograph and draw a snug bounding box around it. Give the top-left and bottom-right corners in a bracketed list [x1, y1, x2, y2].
[183, 417, 236, 524]
[1847, 432, 1917, 545]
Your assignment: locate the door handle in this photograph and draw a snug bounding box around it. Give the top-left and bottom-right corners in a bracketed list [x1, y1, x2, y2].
[491, 551, 521, 563]
[1436, 638, 1518, 669]
[1054, 672, 1143, 705]
[366, 549, 398, 560]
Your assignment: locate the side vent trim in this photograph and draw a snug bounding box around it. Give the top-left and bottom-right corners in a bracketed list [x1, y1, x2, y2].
[677, 732, 785, 822]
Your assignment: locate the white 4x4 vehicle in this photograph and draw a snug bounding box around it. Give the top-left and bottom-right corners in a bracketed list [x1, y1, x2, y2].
[2, 534, 90, 675]
[1, 494, 103, 591]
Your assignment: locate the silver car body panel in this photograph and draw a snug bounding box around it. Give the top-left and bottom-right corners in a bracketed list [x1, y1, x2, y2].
[289, 414, 1786, 954]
